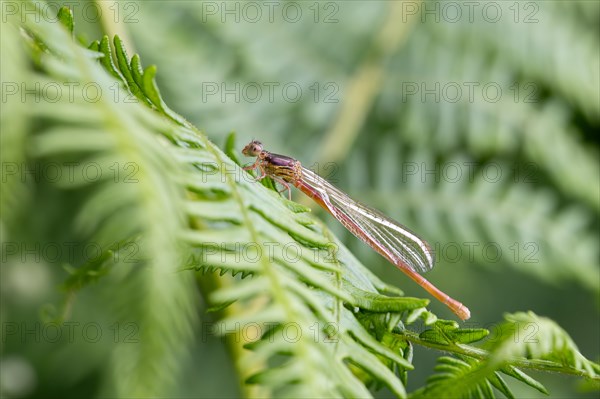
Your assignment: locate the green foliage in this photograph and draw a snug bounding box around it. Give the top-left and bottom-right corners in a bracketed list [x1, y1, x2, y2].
[1, 2, 598, 399]
[130, 0, 599, 294]
[488, 312, 600, 377]
[409, 311, 600, 398]
[418, 319, 489, 346]
[421, 356, 514, 399]
[3, 4, 197, 397]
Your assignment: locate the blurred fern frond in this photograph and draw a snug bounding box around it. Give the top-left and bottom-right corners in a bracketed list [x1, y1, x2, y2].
[2, 5, 197, 397]
[358, 142, 599, 292]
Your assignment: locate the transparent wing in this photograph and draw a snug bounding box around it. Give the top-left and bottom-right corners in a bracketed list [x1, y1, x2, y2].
[300, 168, 435, 273]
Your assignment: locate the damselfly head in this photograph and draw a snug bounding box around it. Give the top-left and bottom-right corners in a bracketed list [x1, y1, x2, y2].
[242, 140, 264, 157]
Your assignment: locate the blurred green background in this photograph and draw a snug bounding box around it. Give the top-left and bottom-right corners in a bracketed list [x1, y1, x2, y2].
[1, 0, 598, 398]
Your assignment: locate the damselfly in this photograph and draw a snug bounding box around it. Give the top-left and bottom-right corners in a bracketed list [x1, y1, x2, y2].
[242, 140, 470, 320]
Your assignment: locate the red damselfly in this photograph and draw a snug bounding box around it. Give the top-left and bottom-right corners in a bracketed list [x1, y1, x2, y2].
[242, 140, 470, 320]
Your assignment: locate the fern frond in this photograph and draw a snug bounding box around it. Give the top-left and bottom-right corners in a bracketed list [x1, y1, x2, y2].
[489, 311, 599, 378]
[417, 356, 502, 399]
[173, 132, 420, 397]
[407, 311, 598, 398]
[415, 355, 548, 399]
[6, 5, 197, 396]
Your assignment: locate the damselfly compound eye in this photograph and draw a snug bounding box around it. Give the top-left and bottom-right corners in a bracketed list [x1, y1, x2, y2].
[242, 140, 264, 157]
